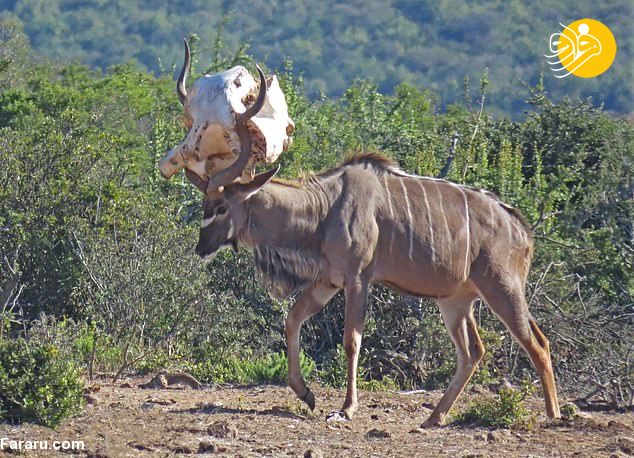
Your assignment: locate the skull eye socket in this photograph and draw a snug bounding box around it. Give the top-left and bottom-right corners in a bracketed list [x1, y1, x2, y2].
[216, 206, 227, 216]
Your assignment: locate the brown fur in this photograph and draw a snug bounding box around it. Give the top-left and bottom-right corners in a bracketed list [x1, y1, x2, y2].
[194, 152, 560, 426]
[138, 371, 202, 390]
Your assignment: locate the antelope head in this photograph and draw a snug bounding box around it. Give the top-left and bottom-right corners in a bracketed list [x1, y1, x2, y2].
[177, 55, 278, 257]
[188, 165, 279, 258]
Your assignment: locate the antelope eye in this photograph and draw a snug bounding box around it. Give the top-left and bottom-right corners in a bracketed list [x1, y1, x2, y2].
[216, 206, 227, 215]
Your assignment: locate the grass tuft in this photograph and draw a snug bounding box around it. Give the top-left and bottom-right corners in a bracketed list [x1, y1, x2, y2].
[452, 381, 537, 429]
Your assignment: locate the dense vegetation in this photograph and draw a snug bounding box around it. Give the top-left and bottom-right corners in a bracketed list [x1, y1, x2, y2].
[0, 0, 631, 118]
[452, 380, 538, 429]
[0, 18, 632, 426]
[0, 339, 84, 426]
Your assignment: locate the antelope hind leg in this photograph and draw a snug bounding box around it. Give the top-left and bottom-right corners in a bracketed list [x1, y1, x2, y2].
[423, 295, 484, 427]
[478, 284, 561, 419]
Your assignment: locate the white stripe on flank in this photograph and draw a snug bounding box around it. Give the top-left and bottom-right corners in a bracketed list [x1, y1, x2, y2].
[508, 213, 524, 244]
[416, 179, 435, 263]
[383, 175, 394, 217]
[506, 214, 514, 241]
[488, 200, 496, 230]
[383, 175, 396, 254]
[399, 179, 414, 261]
[457, 187, 471, 280]
[200, 215, 216, 228]
[505, 215, 514, 267]
[434, 182, 451, 268]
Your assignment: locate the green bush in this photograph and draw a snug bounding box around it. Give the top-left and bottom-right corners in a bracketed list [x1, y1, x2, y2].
[452, 381, 537, 429]
[471, 327, 502, 386]
[318, 345, 349, 388]
[133, 350, 176, 375]
[359, 377, 399, 392]
[422, 360, 456, 390]
[189, 351, 315, 385]
[26, 316, 128, 375]
[188, 358, 249, 385]
[318, 344, 399, 392]
[0, 339, 84, 427]
[248, 351, 315, 385]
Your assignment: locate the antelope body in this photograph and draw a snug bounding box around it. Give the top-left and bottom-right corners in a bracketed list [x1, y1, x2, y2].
[171, 44, 560, 426]
[190, 154, 561, 425]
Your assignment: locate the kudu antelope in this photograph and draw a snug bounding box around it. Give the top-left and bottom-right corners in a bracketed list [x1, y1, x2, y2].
[175, 59, 561, 427]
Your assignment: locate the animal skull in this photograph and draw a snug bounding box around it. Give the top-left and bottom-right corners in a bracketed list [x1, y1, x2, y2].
[158, 41, 294, 184]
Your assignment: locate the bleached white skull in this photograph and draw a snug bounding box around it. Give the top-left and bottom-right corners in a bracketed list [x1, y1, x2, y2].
[158, 40, 294, 186]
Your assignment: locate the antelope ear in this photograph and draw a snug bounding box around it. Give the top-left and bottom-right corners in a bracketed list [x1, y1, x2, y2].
[236, 165, 280, 201]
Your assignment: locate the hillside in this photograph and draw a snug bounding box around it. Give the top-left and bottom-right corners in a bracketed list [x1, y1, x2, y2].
[0, 0, 631, 117]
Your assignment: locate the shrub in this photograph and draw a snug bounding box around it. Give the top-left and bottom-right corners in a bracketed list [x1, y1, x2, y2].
[248, 351, 315, 385]
[359, 377, 399, 392]
[0, 339, 84, 427]
[422, 360, 456, 390]
[26, 315, 127, 376]
[452, 381, 537, 429]
[318, 344, 399, 391]
[318, 345, 349, 388]
[188, 358, 250, 385]
[189, 351, 315, 385]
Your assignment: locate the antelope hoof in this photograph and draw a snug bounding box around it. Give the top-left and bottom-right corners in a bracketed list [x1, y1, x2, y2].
[300, 388, 316, 411]
[326, 411, 350, 422]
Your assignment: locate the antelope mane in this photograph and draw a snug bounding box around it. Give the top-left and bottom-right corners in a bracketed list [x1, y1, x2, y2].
[254, 245, 326, 299]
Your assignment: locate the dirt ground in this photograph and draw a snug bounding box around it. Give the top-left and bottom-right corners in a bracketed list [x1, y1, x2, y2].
[0, 378, 632, 457]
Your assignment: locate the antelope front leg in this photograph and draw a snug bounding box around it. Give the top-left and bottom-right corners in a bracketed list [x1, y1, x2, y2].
[286, 283, 337, 410]
[327, 280, 368, 421]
